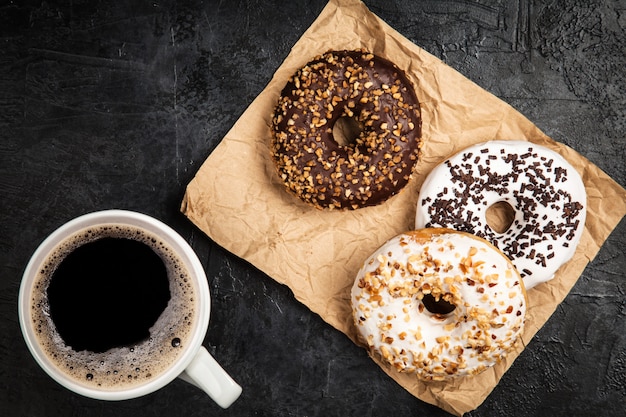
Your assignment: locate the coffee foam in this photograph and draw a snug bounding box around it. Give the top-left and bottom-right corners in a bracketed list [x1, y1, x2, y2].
[30, 224, 198, 390]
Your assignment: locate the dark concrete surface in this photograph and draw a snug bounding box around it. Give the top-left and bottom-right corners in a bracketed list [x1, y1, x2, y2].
[1, 1, 624, 416]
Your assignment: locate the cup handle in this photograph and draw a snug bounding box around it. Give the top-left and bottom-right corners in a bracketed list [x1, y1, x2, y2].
[178, 346, 242, 408]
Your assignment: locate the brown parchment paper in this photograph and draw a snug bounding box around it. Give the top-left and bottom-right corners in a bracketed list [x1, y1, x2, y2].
[181, 0, 626, 415]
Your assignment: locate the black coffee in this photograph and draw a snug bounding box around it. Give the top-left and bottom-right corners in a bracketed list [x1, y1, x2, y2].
[30, 224, 197, 389]
[47, 238, 171, 353]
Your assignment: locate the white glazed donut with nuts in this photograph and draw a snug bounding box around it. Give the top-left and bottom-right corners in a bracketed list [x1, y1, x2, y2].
[415, 140, 587, 289]
[351, 228, 527, 381]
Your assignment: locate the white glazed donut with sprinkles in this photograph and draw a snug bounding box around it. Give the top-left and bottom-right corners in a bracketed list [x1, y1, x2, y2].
[415, 140, 587, 289]
[351, 228, 526, 381]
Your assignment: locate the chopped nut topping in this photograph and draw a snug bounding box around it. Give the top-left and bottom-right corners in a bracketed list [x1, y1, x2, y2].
[270, 49, 422, 210]
[352, 230, 527, 380]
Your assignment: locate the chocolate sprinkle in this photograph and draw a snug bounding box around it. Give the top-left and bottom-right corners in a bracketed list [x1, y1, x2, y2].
[417, 142, 586, 285]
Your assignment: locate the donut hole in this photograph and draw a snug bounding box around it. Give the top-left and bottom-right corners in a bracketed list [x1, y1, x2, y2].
[332, 116, 362, 147]
[486, 201, 516, 234]
[422, 293, 456, 315]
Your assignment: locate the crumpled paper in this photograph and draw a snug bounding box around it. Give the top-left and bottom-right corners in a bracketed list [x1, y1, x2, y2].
[181, 0, 626, 415]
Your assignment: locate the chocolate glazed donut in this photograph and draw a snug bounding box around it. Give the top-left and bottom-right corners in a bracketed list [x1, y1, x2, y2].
[271, 50, 422, 210]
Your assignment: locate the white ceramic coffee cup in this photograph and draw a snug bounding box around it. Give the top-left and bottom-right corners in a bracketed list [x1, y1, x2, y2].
[18, 210, 242, 408]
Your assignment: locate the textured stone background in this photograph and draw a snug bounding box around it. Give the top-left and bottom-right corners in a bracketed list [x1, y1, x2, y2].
[1, 1, 624, 416]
